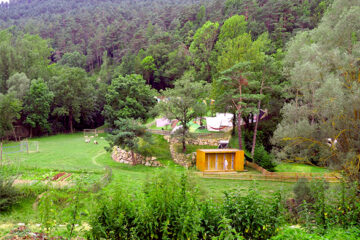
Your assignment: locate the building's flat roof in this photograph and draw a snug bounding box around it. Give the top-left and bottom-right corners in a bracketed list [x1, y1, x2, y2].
[197, 149, 242, 153]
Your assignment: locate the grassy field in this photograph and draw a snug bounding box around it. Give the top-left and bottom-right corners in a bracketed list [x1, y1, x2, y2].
[0, 133, 300, 230]
[275, 163, 331, 173]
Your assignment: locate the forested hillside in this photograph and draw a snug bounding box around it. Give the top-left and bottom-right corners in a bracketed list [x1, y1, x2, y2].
[1, 0, 360, 238]
[0, 0, 331, 75]
[0, 0, 334, 142]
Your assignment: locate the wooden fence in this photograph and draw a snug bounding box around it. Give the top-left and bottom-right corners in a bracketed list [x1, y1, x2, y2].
[196, 161, 342, 183]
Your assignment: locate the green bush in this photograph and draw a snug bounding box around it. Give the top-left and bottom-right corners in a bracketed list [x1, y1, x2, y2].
[253, 144, 277, 171]
[211, 217, 245, 240]
[329, 182, 360, 228]
[140, 170, 202, 239]
[271, 227, 360, 240]
[199, 200, 223, 239]
[223, 189, 283, 240]
[88, 190, 139, 239]
[88, 170, 203, 239]
[293, 178, 315, 205]
[270, 227, 322, 240]
[0, 170, 19, 211]
[294, 179, 360, 233]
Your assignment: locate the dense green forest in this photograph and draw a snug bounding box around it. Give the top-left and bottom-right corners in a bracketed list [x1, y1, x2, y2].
[0, 0, 333, 134]
[1, 0, 360, 238]
[0, 0, 359, 178]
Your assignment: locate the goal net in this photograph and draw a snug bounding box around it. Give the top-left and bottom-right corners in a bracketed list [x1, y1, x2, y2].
[20, 141, 39, 153]
[84, 129, 98, 137]
[1, 143, 27, 166]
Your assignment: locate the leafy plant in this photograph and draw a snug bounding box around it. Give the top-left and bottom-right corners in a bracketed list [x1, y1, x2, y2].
[38, 191, 59, 235]
[223, 188, 283, 240]
[211, 217, 244, 240]
[199, 200, 223, 239]
[88, 189, 139, 239]
[253, 144, 276, 171]
[141, 170, 202, 239]
[0, 172, 18, 211]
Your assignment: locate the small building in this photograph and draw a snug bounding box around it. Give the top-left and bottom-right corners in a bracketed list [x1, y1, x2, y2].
[196, 149, 244, 172]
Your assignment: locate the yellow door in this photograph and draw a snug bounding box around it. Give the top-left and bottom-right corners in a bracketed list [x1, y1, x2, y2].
[209, 153, 216, 170]
[218, 153, 224, 171]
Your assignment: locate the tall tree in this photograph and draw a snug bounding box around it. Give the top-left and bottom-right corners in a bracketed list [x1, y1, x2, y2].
[156, 73, 210, 152]
[0, 94, 22, 140]
[58, 51, 87, 69]
[107, 118, 148, 165]
[215, 26, 269, 151]
[23, 79, 54, 137]
[189, 21, 219, 82]
[6, 72, 31, 100]
[272, 0, 360, 181]
[141, 56, 156, 85]
[103, 74, 156, 129]
[50, 66, 96, 133]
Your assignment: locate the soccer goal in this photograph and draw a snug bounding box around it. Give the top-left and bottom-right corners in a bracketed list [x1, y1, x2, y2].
[83, 129, 98, 137]
[0, 143, 27, 166]
[20, 140, 39, 153]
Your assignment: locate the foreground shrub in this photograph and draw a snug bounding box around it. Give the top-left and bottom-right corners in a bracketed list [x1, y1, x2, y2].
[294, 179, 360, 232]
[223, 189, 283, 240]
[271, 227, 360, 240]
[212, 217, 245, 240]
[88, 190, 139, 239]
[0, 170, 18, 211]
[253, 144, 276, 171]
[88, 170, 202, 239]
[199, 200, 223, 239]
[140, 170, 202, 239]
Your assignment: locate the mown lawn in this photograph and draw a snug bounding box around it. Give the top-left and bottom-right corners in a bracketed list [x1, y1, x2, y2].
[275, 163, 331, 173]
[1, 132, 300, 227]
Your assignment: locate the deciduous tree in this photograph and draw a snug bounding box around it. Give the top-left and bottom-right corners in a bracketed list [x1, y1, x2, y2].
[156, 73, 210, 152]
[103, 74, 157, 129]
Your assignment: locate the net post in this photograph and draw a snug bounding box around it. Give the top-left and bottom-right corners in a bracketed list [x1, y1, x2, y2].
[0, 142, 2, 166]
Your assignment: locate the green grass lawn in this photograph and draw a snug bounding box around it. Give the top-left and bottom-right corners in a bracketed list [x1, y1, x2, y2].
[275, 163, 331, 173]
[1, 132, 301, 227]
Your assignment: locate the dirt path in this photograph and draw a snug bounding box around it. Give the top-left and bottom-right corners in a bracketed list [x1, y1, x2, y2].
[92, 150, 106, 167]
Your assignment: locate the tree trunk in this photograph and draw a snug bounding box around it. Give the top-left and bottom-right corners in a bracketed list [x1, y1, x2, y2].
[182, 135, 186, 153]
[131, 151, 137, 165]
[12, 127, 17, 142]
[237, 112, 243, 150]
[237, 84, 243, 150]
[182, 113, 187, 153]
[251, 76, 265, 158]
[232, 110, 236, 136]
[69, 113, 73, 133]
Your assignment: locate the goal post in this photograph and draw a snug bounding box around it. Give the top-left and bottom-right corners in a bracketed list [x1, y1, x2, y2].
[20, 140, 39, 153]
[83, 129, 97, 137]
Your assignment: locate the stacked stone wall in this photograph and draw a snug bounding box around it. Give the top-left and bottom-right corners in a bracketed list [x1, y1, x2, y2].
[112, 147, 162, 167]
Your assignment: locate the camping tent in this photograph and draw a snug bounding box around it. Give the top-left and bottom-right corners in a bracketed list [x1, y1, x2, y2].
[205, 113, 234, 132]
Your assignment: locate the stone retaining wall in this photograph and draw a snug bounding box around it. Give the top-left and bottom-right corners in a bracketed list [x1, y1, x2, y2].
[165, 135, 231, 167]
[112, 147, 162, 167]
[169, 143, 196, 167]
[164, 135, 230, 146]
